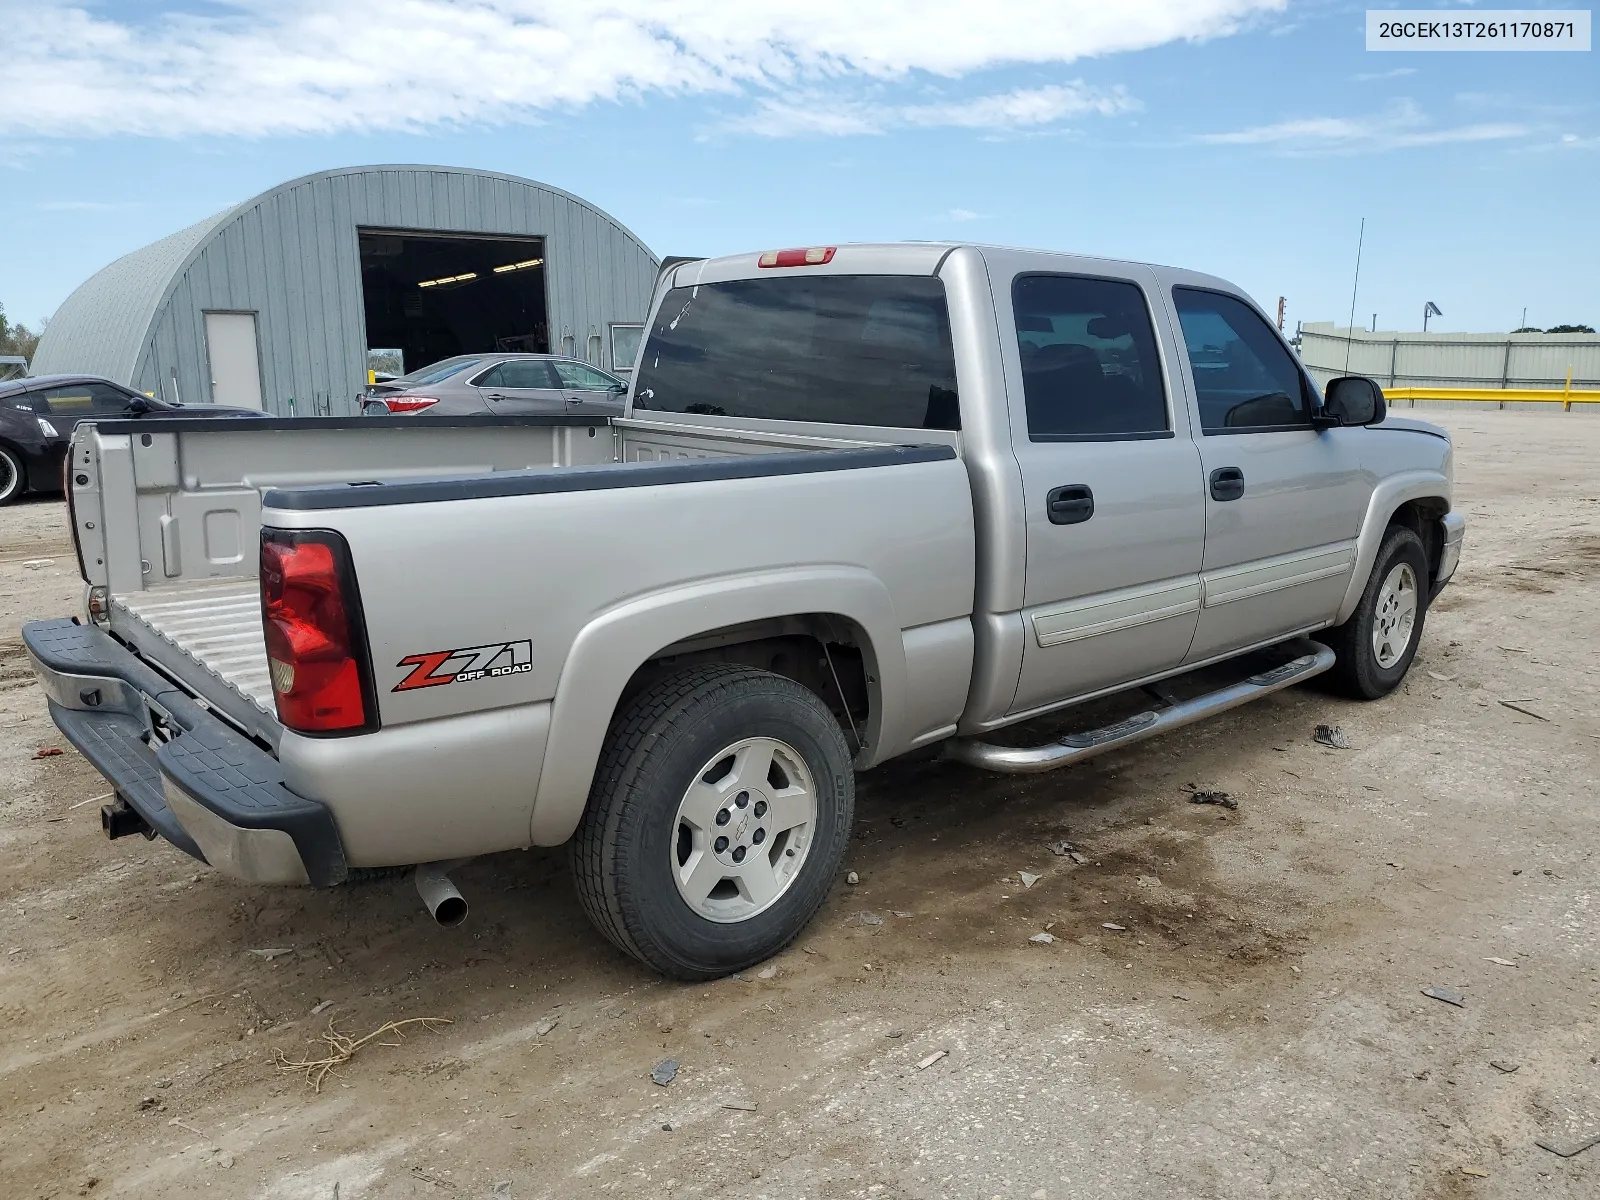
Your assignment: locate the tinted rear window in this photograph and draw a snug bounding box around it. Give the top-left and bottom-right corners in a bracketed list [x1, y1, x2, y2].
[632, 276, 959, 429]
[401, 357, 484, 386]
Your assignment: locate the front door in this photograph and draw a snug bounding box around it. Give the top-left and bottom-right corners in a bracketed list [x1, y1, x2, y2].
[474, 358, 568, 414]
[551, 358, 624, 408]
[1002, 267, 1207, 717]
[203, 312, 264, 409]
[1169, 287, 1373, 663]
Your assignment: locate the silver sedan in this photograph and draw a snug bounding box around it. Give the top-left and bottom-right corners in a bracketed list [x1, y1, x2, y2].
[363, 353, 627, 417]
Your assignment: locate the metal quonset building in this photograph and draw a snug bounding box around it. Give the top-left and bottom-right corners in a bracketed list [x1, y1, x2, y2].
[30, 165, 659, 416]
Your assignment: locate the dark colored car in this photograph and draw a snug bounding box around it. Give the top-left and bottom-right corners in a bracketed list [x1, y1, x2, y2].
[0, 374, 266, 505]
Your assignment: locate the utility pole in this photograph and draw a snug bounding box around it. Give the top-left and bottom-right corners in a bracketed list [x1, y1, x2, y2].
[1276, 297, 1286, 331]
[1522, 306, 1528, 328]
[1371, 313, 1377, 332]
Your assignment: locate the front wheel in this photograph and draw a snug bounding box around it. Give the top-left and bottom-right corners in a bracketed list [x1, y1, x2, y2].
[0, 445, 26, 506]
[570, 664, 854, 979]
[1325, 525, 1429, 699]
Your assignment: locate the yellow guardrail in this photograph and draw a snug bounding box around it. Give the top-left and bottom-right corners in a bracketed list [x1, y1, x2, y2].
[1384, 386, 1600, 412]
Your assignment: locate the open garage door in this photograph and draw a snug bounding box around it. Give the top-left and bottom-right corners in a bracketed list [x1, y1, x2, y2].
[359, 229, 549, 375]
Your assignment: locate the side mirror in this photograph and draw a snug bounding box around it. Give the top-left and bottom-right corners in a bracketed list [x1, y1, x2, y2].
[126, 396, 152, 416]
[1321, 375, 1385, 427]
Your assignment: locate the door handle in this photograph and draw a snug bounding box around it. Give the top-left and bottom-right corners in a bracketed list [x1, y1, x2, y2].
[1209, 467, 1245, 502]
[1046, 484, 1094, 525]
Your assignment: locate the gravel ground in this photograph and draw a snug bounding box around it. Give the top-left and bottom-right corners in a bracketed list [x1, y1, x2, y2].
[0, 409, 1596, 1200]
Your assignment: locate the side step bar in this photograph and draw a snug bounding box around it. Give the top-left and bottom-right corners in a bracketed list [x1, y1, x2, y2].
[943, 640, 1337, 775]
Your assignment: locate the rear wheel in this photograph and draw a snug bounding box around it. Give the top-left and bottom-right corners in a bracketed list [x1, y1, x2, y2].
[1325, 525, 1429, 699]
[570, 664, 854, 979]
[0, 445, 25, 505]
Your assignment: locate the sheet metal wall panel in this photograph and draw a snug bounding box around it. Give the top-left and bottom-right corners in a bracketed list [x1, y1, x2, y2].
[1301, 323, 1600, 390]
[34, 167, 658, 417]
[31, 214, 232, 382]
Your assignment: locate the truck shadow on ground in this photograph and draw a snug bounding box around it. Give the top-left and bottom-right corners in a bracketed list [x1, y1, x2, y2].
[221, 685, 1345, 1020]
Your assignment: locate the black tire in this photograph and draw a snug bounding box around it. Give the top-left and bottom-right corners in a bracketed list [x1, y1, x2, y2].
[570, 664, 854, 980]
[1325, 525, 1430, 699]
[0, 445, 25, 506]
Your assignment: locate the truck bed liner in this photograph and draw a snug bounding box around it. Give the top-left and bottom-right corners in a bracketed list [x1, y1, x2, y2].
[112, 579, 275, 736]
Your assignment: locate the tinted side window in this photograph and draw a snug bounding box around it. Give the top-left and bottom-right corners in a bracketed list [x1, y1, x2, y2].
[552, 360, 619, 390]
[1013, 275, 1168, 440]
[497, 360, 559, 389]
[408, 358, 484, 386]
[473, 364, 504, 388]
[1173, 289, 1312, 433]
[39, 384, 131, 416]
[633, 276, 959, 430]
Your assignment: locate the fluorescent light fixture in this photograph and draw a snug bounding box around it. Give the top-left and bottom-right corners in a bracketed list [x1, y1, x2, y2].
[417, 271, 479, 289]
[492, 257, 544, 275]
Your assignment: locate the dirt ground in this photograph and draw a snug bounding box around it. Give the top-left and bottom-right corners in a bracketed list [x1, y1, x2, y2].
[1, 409, 1596, 1200]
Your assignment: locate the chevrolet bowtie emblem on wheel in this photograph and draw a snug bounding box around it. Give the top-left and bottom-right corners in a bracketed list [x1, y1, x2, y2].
[392, 640, 534, 692]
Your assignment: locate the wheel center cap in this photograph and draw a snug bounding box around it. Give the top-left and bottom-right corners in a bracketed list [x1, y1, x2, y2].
[712, 788, 769, 866]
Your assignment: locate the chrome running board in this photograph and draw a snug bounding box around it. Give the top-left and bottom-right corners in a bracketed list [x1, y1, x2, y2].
[943, 640, 1336, 775]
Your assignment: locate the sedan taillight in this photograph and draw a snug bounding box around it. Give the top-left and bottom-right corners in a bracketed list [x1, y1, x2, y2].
[377, 394, 440, 414]
[260, 530, 376, 734]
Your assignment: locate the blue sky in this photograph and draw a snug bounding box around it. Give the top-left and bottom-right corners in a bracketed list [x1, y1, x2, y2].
[1, 0, 1595, 335]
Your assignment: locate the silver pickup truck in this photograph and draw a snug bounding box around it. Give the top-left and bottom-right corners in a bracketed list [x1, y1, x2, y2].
[25, 242, 1464, 978]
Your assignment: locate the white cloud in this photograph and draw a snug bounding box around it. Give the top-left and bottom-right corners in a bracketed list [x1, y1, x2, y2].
[947, 208, 982, 222]
[722, 82, 1139, 137]
[0, 140, 65, 170]
[1198, 101, 1527, 153]
[903, 83, 1138, 129]
[2, 0, 1280, 139]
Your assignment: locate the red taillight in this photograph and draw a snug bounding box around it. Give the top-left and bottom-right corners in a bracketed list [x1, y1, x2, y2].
[758, 246, 836, 268]
[260, 532, 373, 734]
[379, 395, 440, 413]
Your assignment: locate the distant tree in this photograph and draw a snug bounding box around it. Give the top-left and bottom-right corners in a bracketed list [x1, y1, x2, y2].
[367, 347, 404, 377]
[1545, 323, 1596, 334]
[1511, 326, 1542, 334]
[0, 302, 43, 362]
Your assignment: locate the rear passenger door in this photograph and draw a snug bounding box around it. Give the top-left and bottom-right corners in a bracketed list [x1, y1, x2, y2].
[1000, 267, 1207, 717]
[1169, 287, 1372, 662]
[475, 359, 567, 413]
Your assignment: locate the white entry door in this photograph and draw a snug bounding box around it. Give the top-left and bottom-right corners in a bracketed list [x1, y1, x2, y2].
[204, 312, 264, 409]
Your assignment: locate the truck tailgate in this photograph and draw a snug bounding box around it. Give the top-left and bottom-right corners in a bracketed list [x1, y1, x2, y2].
[111, 579, 278, 741]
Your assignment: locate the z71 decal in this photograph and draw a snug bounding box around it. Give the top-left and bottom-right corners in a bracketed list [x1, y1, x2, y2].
[392, 640, 533, 692]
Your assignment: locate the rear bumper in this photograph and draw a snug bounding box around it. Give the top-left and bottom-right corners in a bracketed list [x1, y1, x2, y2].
[23, 618, 347, 886]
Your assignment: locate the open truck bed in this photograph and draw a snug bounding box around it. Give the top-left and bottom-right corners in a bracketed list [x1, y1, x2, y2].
[111, 578, 274, 741]
[63, 414, 626, 746]
[55, 408, 926, 756]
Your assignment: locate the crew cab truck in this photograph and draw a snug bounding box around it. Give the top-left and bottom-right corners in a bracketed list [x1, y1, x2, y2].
[25, 243, 1465, 979]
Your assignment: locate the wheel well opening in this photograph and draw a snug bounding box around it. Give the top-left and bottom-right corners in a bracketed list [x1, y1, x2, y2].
[1388, 498, 1448, 582]
[622, 615, 873, 747]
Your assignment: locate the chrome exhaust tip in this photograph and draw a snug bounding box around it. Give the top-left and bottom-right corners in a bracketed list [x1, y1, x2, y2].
[414, 860, 469, 927]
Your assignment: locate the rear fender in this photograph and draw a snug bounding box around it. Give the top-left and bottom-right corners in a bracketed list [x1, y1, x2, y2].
[528, 566, 904, 845]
